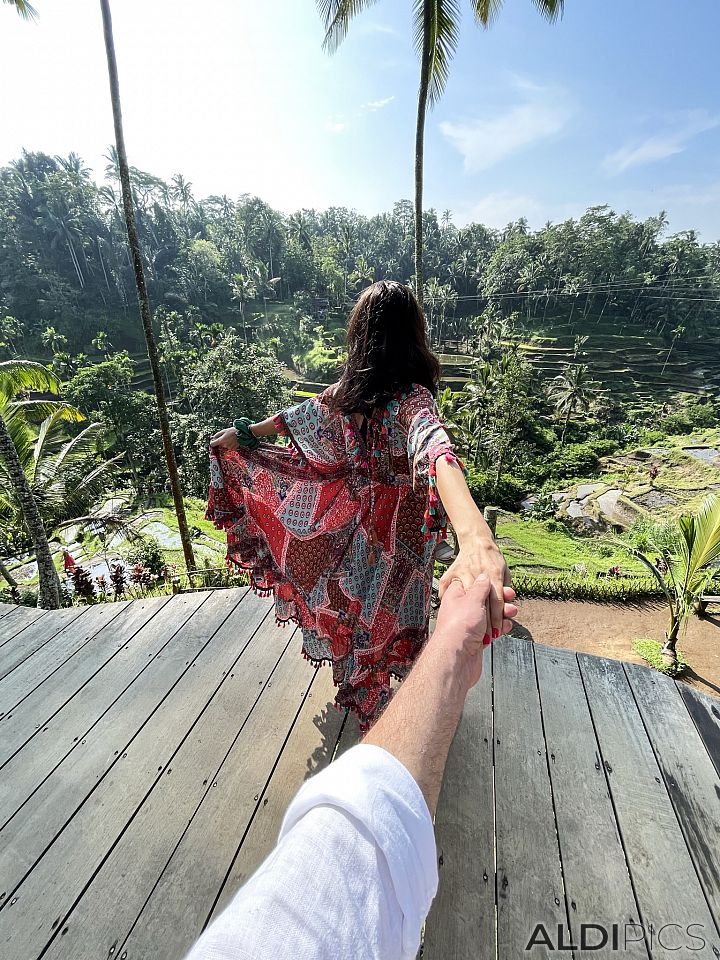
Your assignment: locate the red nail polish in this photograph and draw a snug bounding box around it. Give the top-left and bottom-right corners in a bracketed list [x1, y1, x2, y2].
[492, 628, 500, 639]
[483, 634, 491, 646]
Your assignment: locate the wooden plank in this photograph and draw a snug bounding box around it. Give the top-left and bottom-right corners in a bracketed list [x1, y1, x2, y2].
[493, 636, 569, 960]
[210, 662, 346, 920]
[677, 683, 720, 778]
[424, 641, 495, 960]
[0, 606, 86, 680]
[0, 593, 209, 828]
[0, 597, 170, 768]
[0, 588, 256, 959]
[0, 607, 47, 647]
[625, 663, 720, 927]
[0, 602, 126, 714]
[534, 645, 645, 959]
[0, 602, 19, 620]
[42, 619, 308, 960]
[579, 654, 720, 958]
[0, 605, 47, 648]
[59, 617, 314, 960]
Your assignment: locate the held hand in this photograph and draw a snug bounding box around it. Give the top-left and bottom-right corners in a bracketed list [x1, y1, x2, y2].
[209, 427, 240, 451]
[431, 574, 494, 689]
[438, 536, 517, 642]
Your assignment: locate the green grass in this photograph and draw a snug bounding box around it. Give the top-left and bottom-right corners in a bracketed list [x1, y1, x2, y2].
[497, 515, 646, 575]
[633, 638, 689, 677]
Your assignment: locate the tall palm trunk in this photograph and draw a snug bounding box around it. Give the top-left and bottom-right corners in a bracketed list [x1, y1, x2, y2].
[414, 5, 432, 311]
[560, 402, 574, 445]
[0, 558, 21, 604]
[0, 415, 61, 609]
[99, 0, 196, 577]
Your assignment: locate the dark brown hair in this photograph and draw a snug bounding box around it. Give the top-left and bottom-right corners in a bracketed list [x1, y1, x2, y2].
[330, 280, 441, 415]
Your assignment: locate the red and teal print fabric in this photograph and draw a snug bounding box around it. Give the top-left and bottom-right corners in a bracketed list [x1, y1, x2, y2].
[207, 383, 463, 727]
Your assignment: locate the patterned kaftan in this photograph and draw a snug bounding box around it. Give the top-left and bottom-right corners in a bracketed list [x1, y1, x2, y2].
[206, 383, 462, 727]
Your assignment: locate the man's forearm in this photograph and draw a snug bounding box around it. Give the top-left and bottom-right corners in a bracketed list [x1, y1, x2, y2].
[363, 632, 474, 817]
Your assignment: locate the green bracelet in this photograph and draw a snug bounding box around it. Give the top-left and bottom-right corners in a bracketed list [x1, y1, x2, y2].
[233, 417, 260, 450]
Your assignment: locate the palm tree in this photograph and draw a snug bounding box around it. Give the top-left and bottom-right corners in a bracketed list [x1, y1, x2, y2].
[318, 0, 563, 308]
[0, 361, 79, 608]
[230, 273, 258, 342]
[40, 326, 68, 356]
[91, 330, 112, 357]
[99, 0, 196, 577]
[0, 409, 131, 599]
[627, 495, 720, 664]
[550, 363, 598, 445]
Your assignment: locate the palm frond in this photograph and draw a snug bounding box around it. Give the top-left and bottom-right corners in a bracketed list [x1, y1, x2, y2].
[677, 494, 720, 579]
[53, 510, 142, 544]
[12, 399, 85, 424]
[0, 360, 59, 406]
[35, 421, 105, 488]
[316, 0, 379, 53]
[413, 0, 461, 107]
[50, 453, 125, 519]
[3, 0, 38, 21]
[472, 0, 504, 25]
[0, 408, 35, 469]
[474, 0, 563, 27]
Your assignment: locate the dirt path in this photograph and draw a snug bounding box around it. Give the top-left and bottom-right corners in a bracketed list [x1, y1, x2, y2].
[511, 598, 720, 700]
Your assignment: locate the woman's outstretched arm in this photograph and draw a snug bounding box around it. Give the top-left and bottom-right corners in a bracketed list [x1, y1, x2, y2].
[434, 455, 513, 641]
[209, 417, 279, 450]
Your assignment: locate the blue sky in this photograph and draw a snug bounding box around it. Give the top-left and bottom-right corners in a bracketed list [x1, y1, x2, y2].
[1, 0, 720, 238]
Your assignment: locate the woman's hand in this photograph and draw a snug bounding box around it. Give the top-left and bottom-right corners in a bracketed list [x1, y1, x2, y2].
[209, 427, 240, 451]
[438, 534, 517, 642]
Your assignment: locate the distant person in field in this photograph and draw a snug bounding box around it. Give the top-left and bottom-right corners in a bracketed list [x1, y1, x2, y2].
[62, 549, 76, 572]
[207, 280, 512, 730]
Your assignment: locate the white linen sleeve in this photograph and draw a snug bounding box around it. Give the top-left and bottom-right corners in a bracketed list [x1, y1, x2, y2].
[184, 744, 438, 960]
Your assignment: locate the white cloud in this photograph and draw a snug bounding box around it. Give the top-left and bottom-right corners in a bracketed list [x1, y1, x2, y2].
[325, 117, 349, 133]
[363, 95, 395, 111]
[440, 77, 573, 173]
[603, 109, 720, 175]
[455, 191, 545, 228]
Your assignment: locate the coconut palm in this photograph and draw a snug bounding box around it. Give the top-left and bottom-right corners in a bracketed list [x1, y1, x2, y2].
[550, 363, 599, 445]
[40, 326, 68, 356]
[0, 408, 132, 599]
[628, 495, 720, 663]
[0, 361, 80, 608]
[318, 0, 564, 308]
[99, 0, 196, 576]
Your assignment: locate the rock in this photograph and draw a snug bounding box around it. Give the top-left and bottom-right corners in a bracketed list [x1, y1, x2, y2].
[575, 482, 603, 499]
[595, 488, 642, 529]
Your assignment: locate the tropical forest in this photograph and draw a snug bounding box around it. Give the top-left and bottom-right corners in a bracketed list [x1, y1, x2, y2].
[2, 0, 720, 692]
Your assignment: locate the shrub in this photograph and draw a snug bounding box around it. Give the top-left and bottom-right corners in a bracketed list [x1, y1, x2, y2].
[294, 341, 345, 381]
[660, 412, 693, 435]
[523, 490, 558, 522]
[633, 638, 689, 677]
[512, 572, 662, 602]
[124, 536, 166, 577]
[546, 443, 600, 482]
[587, 438, 619, 457]
[466, 470, 526, 511]
[68, 564, 97, 603]
[638, 429, 667, 445]
[0, 586, 38, 607]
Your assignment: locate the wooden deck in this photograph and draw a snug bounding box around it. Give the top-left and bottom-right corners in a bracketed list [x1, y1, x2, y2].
[0, 590, 718, 959]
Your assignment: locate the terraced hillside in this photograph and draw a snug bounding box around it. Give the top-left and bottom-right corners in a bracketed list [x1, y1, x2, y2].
[125, 313, 720, 404]
[438, 319, 720, 401]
